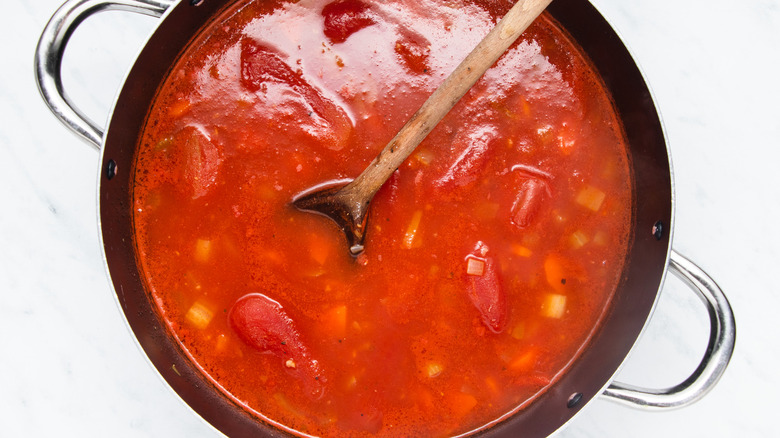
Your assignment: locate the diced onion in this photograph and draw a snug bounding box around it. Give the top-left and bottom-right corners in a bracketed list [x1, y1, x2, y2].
[576, 185, 606, 211]
[186, 301, 214, 329]
[465, 256, 485, 276]
[542, 294, 567, 319]
[425, 362, 444, 378]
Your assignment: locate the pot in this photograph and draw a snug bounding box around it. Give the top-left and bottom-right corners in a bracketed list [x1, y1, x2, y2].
[35, 0, 736, 436]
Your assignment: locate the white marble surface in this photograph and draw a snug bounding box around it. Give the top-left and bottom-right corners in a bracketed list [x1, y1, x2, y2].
[1, 0, 777, 436]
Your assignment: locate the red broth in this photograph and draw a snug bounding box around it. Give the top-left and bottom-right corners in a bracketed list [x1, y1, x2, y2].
[132, 0, 633, 436]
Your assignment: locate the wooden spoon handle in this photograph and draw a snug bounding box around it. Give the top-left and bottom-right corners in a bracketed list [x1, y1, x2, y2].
[347, 0, 553, 199]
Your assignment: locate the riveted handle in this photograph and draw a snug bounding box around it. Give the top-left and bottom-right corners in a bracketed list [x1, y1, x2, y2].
[34, 0, 174, 150]
[602, 250, 736, 409]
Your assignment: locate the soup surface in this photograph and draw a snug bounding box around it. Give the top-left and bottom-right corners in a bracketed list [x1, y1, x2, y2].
[132, 0, 633, 436]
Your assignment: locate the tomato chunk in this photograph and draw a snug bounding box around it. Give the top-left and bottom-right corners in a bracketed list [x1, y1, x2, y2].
[240, 39, 353, 150]
[395, 31, 431, 74]
[510, 177, 548, 228]
[229, 293, 325, 398]
[464, 243, 507, 333]
[434, 125, 498, 192]
[322, 0, 376, 43]
[168, 126, 222, 200]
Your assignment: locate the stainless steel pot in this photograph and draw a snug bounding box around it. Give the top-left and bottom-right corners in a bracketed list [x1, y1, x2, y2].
[35, 0, 736, 436]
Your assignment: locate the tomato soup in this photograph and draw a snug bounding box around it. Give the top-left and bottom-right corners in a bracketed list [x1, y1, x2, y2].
[132, 0, 633, 436]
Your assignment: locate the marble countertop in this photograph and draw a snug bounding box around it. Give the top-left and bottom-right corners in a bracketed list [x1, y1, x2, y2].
[2, 0, 777, 436]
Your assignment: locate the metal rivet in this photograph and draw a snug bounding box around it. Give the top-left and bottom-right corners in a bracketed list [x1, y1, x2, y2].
[567, 392, 583, 408]
[652, 220, 664, 241]
[106, 160, 117, 180]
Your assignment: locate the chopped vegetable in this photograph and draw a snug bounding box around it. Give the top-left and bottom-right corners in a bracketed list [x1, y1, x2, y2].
[194, 238, 212, 263]
[322, 305, 347, 338]
[449, 391, 478, 417]
[186, 301, 214, 330]
[570, 230, 589, 249]
[424, 362, 443, 378]
[576, 185, 606, 211]
[465, 256, 486, 276]
[511, 244, 532, 258]
[413, 148, 434, 166]
[544, 255, 567, 292]
[509, 322, 525, 340]
[542, 294, 567, 319]
[309, 234, 331, 265]
[509, 349, 537, 371]
[402, 210, 423, 249]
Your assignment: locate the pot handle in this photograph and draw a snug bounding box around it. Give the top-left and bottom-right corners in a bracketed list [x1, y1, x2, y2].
[601, 250, 736, 409]
[34, 0, 174, 150]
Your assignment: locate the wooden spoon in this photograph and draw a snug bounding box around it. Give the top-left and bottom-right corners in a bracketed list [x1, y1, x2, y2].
[293, 0, 553, 255]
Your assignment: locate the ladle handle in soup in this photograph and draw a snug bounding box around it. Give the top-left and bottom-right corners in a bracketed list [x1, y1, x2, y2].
[602, 250, 736, 410]
[34, 0, 174, 150]
[346, 0, 553, 199]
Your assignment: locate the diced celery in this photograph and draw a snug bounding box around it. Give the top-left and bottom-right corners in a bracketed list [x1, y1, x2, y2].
[570, 231, 589, 249]
[510, 322, 525, 340]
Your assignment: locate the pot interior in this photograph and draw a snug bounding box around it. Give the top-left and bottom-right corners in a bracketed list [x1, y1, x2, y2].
[98, 0, 672, 436]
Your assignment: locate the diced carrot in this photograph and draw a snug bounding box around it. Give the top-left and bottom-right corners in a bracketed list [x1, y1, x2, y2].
[186, 301, 214, 330]
[544, 255, 567, 292]
[449, 391, 478, 418]
[309, 233, 331, 265]
[322, 304, 347, 338]
[215, 333, 229, 352]
[484, 376, 499, 395]
[542, 293, 567, 318]
[402, 210, 423, 249]
[509, 349, 537, 372]
[576, 185, 606, 211]
[511, 244, 532, 258]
